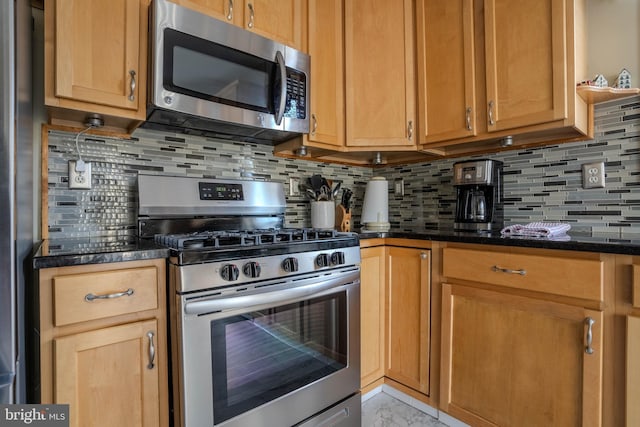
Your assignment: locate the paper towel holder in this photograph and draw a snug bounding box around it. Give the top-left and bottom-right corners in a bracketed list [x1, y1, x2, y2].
[361, 176, 390, 232]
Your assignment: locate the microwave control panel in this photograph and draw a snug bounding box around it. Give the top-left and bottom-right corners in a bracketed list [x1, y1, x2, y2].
[284, 69, 307, 119]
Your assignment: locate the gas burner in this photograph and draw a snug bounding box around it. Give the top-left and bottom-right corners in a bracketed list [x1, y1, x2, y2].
[154, 228, 348, 251]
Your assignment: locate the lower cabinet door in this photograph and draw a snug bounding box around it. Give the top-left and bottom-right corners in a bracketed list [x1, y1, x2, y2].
[386, 247, 430, 394]
[360, 246, 386, 388]
[440, 284, 603, 427]
[54, 319, 159, 427]
[628, 316, 640, 426]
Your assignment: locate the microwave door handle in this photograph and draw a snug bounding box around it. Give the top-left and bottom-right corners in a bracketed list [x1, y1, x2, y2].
[274, 50, 287, 126]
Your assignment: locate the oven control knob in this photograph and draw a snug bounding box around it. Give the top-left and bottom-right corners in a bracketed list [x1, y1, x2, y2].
[315, 253, 330, 268]
[282, 257, 299, 273]
[242, 261, 261, 278]
[330, 251, 346, 266]
[220, 264, 240, 281]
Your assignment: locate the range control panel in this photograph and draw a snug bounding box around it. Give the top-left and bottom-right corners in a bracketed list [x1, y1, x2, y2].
[199, 182, 244, 201]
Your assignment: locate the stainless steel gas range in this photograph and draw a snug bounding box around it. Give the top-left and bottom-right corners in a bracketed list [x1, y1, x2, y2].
[138, 175, 361, 427]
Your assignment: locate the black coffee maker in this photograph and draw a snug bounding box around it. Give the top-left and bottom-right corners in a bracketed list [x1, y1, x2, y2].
[453, 159, 503, 232]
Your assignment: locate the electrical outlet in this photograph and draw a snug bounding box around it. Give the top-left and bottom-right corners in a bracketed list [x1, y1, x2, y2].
[582, 161, 605, 189]
[68, 160, 92, 189]
[289, 178, 300, 196]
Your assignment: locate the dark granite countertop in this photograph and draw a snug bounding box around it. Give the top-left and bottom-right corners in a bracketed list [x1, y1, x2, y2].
[33, 237, 170, 269]
[32, 228, 640, 270]
[359, 228, 640, 256]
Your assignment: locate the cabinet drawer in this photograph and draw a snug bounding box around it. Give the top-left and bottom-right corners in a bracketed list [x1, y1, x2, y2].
[442, 247, 603, 301]
[53, 266, 158, 326]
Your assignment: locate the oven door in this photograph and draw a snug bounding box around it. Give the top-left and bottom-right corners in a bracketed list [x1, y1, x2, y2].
[175, 268, 360, 427]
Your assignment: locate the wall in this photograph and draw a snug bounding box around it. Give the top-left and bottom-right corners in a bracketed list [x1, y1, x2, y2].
[380, 96, 640, 235]
[46, 128, 372, 239]
[587, 0, 640, 85]
[47, 97, 640, 238]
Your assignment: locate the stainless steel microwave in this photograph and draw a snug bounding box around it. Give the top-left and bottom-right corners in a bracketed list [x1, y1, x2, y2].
[144, 0, 310, 143]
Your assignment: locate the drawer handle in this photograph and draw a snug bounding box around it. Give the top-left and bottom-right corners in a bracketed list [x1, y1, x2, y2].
[85, 288, 134, 302]
[585, 317, 595, 355]
[147, 331, 156, 369]
[491, 265, 526, 276]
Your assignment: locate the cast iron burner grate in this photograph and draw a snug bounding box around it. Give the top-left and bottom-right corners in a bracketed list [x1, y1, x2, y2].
[155, 228, 340, 250]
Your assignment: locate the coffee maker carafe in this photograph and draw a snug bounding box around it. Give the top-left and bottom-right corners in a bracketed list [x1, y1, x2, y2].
[453, 159, 503, 232]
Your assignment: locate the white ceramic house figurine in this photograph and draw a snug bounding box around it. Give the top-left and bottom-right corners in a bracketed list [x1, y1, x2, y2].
[614, 68, 632, 89]
[592, 74, 608, 88]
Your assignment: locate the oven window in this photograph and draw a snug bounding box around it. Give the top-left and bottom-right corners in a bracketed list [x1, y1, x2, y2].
[211, 291, 348, 424]
[163, 29, 274, 112]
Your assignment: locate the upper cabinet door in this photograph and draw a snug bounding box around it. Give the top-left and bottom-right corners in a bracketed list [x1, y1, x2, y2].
[484, 0, 568, 132]
[417, 0, 476, 143]
[306, 0, 344, 147]
[243, 0, 305, 51]
[169, 0, 242, 25]
[54, 0, 142, 111]
[345, 0, 416, 147]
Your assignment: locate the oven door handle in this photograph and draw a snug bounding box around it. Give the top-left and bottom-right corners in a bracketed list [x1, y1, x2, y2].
[184, 270, 360, 315]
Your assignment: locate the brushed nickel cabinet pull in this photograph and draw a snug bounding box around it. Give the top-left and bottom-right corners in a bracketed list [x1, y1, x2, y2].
[488, 100, 495, 126]
[491, 265, 526, 276]
[420, 252, 427, 260]
[247, 3, 254, 28]
[147, 331, 156, 369]
[407, 120, 413, 141]
[311, 114, 318, 134]
[227, 0, 233, 20]
[585, 317, 595, 355]
[465, 107, 473, 131]
[85, 288, 134, 302]
[128, 70, 136, 102]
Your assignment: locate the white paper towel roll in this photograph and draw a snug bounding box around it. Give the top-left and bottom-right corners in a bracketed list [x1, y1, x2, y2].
[361, 177, 390, 231]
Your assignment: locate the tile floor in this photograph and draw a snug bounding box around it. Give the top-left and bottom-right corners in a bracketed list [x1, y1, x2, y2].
[361, 392, 449, 427]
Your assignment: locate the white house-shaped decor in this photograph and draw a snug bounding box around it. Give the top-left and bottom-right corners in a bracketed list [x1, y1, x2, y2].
[614, 68, 632, 89]
[593, 74, 608, 88]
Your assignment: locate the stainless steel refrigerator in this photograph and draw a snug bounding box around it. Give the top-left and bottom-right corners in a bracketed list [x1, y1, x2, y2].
[1, 0, 34, 404]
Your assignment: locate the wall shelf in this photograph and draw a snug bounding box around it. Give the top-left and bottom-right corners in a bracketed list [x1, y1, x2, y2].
[577, 86, 640, 104]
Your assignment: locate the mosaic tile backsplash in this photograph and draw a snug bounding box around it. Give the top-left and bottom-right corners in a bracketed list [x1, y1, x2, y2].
[47, 96, 640, 238]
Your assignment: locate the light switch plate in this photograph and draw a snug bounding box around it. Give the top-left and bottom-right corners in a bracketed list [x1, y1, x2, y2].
[582, 161, 605, 189]
[394, 178, 405, 196]
[289, 178, 300, 196]
[69, 160, 92, 189]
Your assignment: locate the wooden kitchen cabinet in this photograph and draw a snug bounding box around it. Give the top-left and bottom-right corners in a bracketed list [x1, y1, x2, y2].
[440, 245, 604, 427]
[386, 246, 431, 394]
[169, 0, 243, 25]
[416, 0, 476, 143]
[303, 0, 344, 149]
[54, 320, 160, 427]
[627, 265, 640, 426]
[627, 315, 640, 427]
[344, 0, 416, 148]
[243, 0, 305, 51]
[44, 0, 149, 133]
[176, 0, 305, 51]
[416, 0, 589, 152]
[360, 246, 386, 389]
[37, 259, 169, 427]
